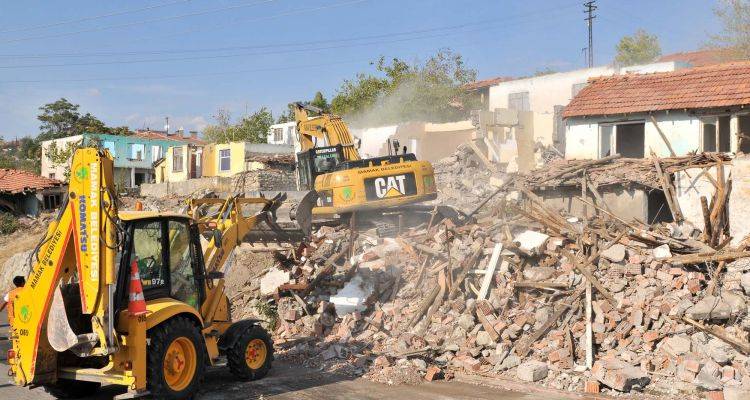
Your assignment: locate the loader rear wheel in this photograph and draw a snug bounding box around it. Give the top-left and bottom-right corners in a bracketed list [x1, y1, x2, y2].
[227, 325, 273, 381]
[147, 316, 206, 399]
[43, 379, 100, 399]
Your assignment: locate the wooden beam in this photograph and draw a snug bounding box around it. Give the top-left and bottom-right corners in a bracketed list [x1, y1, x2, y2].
[561, 249, 617, 306]
[650, 115, 677, 157]
[478, 243, 502, 299]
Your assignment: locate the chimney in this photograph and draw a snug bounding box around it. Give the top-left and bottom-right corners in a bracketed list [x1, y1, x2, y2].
[189, 131, 198, 139]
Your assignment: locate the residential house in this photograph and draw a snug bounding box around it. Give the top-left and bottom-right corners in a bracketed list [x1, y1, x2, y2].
[464, 76, 511, 111]
[158, 141, 293, 183]
[41, 130, 204, 188]
[486, 61, 688, 152]
[268, 122, 297, 149]
[563, 61, 750, 159]
[0, 169, 64, 216]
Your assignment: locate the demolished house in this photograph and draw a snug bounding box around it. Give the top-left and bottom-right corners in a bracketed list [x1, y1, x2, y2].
[0, 168, 64, 215]
[217, 141, 750, 398]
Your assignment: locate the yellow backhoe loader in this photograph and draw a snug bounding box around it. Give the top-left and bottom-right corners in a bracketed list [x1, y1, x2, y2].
[4, 147, 309, 399]
[293, 103, 462, 233]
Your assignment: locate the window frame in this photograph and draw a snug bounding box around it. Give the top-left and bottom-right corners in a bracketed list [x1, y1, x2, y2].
[508, 91, 530, 112]
[173, 147, 184, 172]
[219, 148, 231, 171]
[130, 143, 145, 161]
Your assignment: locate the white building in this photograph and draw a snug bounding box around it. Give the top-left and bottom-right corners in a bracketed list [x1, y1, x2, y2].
[563, 61, 750, 159]
[268, 121, 297, 148]
[486, 61, 688, 151]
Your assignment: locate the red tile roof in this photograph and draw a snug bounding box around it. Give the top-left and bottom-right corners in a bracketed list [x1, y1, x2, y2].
[563, 61, 750, 118]
[0, 169, 62, 194]
[464, 76, 512, 91]
[657, 48, 743, 67]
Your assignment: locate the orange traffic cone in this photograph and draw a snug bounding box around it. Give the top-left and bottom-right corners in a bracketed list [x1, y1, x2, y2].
[128, 259, 147, 316]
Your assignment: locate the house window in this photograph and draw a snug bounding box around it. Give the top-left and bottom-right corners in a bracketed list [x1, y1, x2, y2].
[151, 145, 162, 162]
[130, 143, 145, 160]
[508, 91, 530, 111]
[219, 149, 231, 171]
[173, 147, 184, 172]
[48, 172, 56, 179]
[102, 141, 116, 156]
[571, 82, 588, 98]
[273, 128, 283, 143]
[599, 122, 645, 159]
[701, 118, 717, 152]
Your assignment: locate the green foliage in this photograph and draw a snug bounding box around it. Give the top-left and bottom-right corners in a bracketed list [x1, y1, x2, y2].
[0, 138, 40, 174]
[615, 29, 662, 66]
[330, 49, 478, 125]
[309, 91, 330, 113]
[0, 212, 19, 235]
[37, 98, 132, 142]
[711, 0, 750, 58]
[203, 107, 274, 144]
[254, 301, 278, 331]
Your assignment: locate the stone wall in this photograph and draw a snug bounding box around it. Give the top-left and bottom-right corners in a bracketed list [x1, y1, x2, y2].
[141, 168, 297, 198]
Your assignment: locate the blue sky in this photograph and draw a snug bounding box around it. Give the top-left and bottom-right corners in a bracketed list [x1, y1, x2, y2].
[0, 0, 722, 139]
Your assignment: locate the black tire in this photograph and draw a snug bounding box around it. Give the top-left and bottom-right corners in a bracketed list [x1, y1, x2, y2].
[227, 324, 274, 381]
[147, 316, 206, 400]
[43, 379, 101, 399]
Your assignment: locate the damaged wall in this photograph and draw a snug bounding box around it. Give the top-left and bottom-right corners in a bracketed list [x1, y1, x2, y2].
[534, 185, 652, 223]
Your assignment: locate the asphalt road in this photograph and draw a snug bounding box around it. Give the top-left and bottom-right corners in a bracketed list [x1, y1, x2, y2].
[0, 313, 570, 400]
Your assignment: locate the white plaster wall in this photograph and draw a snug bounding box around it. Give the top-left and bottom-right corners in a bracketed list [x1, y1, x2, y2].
[675, 165, 729, 229]
[488, 62, 682, 149]
[564, 119, 599, 159]
[730, 155, 750, 246]
[40, 135, 84, 179]
[564, 112, 701, 160]
[350, 126, 398, 158]
[644, 113, 701, 157]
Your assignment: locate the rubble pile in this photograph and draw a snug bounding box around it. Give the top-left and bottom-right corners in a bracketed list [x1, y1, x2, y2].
[431, 144, 506, 213]
[239, 152, 750, 398]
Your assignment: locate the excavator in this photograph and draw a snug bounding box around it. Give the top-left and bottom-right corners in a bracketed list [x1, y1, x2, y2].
[293, 103, 459, 232]
[4, 147, 310, 399]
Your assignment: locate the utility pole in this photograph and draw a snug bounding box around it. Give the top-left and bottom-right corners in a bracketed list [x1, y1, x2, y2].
[584, 1, 597, 68]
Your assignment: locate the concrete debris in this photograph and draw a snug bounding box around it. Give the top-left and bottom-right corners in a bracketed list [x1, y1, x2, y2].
[516, 361, 548, 382]
[259, 268, 290, 296]
[212, 150, 750, 397]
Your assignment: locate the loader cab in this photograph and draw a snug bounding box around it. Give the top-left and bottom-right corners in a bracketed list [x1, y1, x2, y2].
[296, 144, 345, 190]
[115, 214, 207, 313]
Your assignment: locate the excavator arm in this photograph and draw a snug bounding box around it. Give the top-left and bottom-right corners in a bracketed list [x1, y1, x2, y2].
[293, 102, 361, 161]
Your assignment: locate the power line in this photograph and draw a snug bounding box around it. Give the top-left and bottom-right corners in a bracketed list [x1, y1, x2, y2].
[0, 59, 368, 84]
[584, 0, 597, 68]
[0, 2, 581, 67]
[0, 0, 280, 44]
[0, 0, 193, 34]
[0, 10, 572, 69]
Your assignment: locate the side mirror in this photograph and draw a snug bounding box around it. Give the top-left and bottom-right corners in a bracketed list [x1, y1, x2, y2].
[212, 229, 222, 245]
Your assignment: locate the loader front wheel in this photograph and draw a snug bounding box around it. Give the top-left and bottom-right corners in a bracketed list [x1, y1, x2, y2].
[227, 325, 273, 381]
[43, 379, 100, 399]
[147, 316, 206, 399]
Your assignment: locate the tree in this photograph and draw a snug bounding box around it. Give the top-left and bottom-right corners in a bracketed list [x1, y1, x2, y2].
[37, 98, 131, 141]
[711, 0, 750, 58]
[615, 29, 662, 66]
[309, 91, 330, 112]
[203, 107, 274, 144]
[330, 49, 478, 125]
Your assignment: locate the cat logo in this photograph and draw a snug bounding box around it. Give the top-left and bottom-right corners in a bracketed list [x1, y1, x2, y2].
[374, 175, 406, 198]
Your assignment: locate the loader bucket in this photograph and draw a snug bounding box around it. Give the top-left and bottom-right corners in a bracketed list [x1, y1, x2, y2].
[47, 286, 98, 356]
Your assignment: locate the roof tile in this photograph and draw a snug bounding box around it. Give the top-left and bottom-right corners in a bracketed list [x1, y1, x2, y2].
[0, 169, 62, 194]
